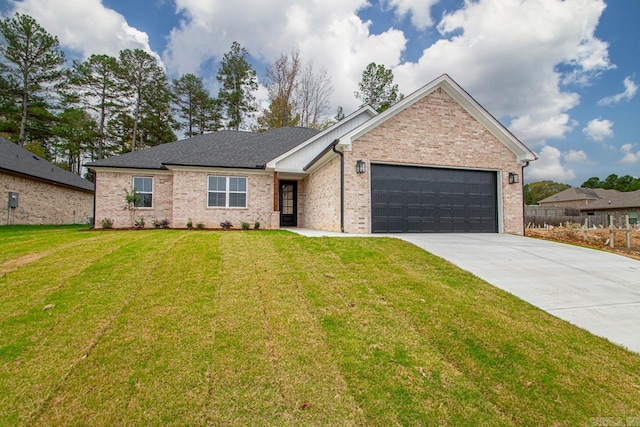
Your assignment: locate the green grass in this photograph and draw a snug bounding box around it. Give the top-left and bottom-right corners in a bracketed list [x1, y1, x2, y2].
[1, 226, 639, 425]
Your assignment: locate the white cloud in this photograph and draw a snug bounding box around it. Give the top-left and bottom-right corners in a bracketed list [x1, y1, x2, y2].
[620, 144, 640, 164]
[598, 76, 638, 106]
[509, 114, 576, 147]
[564, 149, 589, 164]
[394, 0, 610, 147]
[164, 0, 407, 111]
[6, 0, 157, 60]
[387, 0, 440, 30]
[583, 118, 614, 142]
[526, 145, 576, 182]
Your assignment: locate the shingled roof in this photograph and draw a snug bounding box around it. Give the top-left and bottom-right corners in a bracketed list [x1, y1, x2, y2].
[0, 137, 94, 192]
[86, 127, 320, 170]
[538, 187, 605, 204]
[539, 187, 640, 210]
[580, 189, 640, 211]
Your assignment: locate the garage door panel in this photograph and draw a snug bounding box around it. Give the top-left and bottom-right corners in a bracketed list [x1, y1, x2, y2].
[371, 164, 497, 233]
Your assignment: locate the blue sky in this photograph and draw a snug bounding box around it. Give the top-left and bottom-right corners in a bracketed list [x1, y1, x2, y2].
[1, 0, 638, 186]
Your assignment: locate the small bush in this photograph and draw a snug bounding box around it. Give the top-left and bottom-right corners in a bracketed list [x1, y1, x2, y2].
[153, 218, 170, 229]
[134, 217, 145, 229]
[241, 222, 250, 230]
[220, 221, 233, 230]
[186, 218, 193, 229]
[101, 218, 114, 229]
[196, 222, 205, 230]
[254, 221, 260, 230]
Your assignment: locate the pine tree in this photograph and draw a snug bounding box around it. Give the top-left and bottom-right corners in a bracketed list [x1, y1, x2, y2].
[0, 13, 65, 145]
[67, 54, 125, 159]
[355, 62, 402, 113]
[217, 42, 258, 131]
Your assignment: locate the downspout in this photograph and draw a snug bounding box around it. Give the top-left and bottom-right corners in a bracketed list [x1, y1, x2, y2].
[521, 161, 530, 233]
[331, 139, 344, 233]
[91, 171, 97, 229]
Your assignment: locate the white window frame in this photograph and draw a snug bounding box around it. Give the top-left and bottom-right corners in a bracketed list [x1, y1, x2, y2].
[207, 176, 247, 208]
[132, 177, 153, 209]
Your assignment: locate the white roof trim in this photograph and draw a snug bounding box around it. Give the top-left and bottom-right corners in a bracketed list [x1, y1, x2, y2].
[337, 74, 538, 164]
[265, 105, 377, 169]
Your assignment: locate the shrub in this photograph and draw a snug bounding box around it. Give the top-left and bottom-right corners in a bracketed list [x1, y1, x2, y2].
[101, 218, 114, 229]
[241, 222, 250, 230]
[153, 218, 170, 229]
[196, 222, 205, 230]
[134, 217, 145, 229]
[220, 221, 233, 230]
[186, 218, 193, 229]
[254, 221, 260, 230]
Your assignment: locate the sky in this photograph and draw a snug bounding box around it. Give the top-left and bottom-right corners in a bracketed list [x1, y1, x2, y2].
[0, 0, 638, 186]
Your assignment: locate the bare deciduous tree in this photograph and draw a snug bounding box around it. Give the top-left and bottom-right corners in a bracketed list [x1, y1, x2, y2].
[296, 61, 332, 128]
[259, 51, 333, 130]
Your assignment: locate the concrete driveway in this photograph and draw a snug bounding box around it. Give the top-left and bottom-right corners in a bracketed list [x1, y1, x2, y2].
[287, 228, 640, 353]
[396, 233, 640, 354]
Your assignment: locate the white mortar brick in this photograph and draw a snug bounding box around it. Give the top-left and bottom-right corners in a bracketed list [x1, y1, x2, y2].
[1, 172, 93, 225]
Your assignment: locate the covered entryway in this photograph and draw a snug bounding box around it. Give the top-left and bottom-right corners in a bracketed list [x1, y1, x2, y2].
[371, 164, 498, 233]
[279, 181, 297, 226]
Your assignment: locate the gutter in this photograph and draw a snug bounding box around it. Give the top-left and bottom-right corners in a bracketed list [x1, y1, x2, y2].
[331, 139, 344, 233]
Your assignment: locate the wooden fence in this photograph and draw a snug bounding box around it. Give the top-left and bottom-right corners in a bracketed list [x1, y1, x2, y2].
[581, 215, 636, 250]
[525, 206, 607, 228]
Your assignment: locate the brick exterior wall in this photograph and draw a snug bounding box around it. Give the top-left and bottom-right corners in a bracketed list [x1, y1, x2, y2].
[1, 171, 93, 225]
[343, 88, 525, 234]
[298, 156, 341, 231]
[171, 170, 273, 229]
[94, 171, 173, 228]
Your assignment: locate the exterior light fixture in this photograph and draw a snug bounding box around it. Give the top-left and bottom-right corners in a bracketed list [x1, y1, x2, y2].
[356, 159, 366, 174]
[508, 172, 519, 184]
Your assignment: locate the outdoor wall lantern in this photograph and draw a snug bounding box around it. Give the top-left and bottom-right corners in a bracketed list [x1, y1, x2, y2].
[508, 172, 519, 184]
[356, 159, 366, 174]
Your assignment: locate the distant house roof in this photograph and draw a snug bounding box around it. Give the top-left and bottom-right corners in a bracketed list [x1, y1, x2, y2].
[580, 189, 640, 211]
[538, 187, 604, 204]
[539, 187, 640, 210]
[87, 127, 320, 171]
[0, 137, 94, 192]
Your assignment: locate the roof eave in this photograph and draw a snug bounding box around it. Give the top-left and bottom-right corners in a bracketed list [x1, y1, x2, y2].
[0, 167, 94, 193]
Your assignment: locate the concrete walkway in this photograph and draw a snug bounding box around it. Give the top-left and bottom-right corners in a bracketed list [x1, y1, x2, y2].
[287, 228, 640, 353]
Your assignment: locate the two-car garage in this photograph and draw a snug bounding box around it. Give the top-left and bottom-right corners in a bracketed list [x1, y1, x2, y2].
[370, 164, 498, 233]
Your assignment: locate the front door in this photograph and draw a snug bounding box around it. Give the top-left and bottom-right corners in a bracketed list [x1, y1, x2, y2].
[279, 181, 297, 226]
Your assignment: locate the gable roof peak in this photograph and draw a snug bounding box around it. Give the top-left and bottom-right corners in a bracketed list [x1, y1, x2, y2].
[337, 73, 537, 164]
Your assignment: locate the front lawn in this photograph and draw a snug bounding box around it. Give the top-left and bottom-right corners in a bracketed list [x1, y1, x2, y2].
[1, 227, 639, 425]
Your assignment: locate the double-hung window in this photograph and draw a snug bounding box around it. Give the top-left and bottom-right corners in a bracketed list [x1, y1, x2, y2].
[208, 176, 247, 208]
[133, 177, 153, 208]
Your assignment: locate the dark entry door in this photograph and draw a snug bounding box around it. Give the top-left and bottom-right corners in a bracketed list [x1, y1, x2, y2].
[279, 181, 297, 226]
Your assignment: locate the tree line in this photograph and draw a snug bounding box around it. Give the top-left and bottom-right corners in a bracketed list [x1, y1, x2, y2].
[0, 12, 403, 177]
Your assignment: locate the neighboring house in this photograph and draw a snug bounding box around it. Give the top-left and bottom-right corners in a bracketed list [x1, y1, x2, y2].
[539, 187, 640, 225]
[87, 74, 537, 234]
[0, 137, 95, 225]
[537, 187, 611, 209]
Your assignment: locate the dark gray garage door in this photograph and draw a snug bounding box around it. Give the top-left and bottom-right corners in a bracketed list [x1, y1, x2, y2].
[371, 164, 498, 233]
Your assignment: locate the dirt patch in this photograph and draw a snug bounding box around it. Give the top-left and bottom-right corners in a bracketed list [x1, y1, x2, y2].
[0, 252, 50, 275]
[526, 226, 640, 261]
